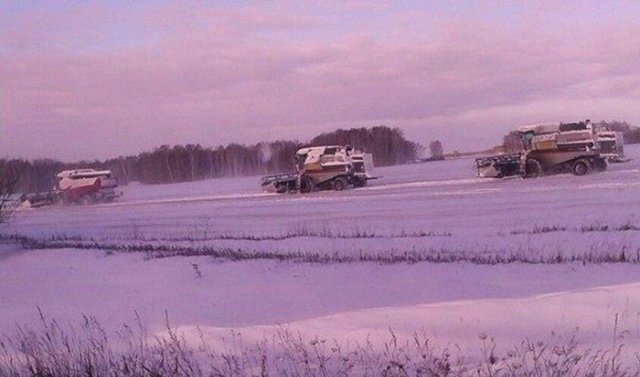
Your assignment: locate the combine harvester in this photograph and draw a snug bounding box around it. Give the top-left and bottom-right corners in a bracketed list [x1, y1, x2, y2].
[261, 145, 377, 193]
[475, 120, 625, 179]
[21, 169, 121, 208]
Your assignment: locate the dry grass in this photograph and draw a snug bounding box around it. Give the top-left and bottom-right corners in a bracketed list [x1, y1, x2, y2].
[2, 232, 639, 266]
[0, 311, 638, 377]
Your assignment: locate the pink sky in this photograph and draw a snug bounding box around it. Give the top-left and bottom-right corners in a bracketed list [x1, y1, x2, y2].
[1, 1, 639, 161]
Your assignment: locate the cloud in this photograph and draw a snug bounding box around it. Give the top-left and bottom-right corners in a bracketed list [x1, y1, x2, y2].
[1, 2, 639, 160]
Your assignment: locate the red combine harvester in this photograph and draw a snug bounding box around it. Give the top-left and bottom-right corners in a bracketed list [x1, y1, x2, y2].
[20, 169, 121, 208]
[56, 169, 119, 204]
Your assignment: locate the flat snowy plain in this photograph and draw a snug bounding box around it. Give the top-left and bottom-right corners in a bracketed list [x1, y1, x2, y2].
[3, 145, 640, 357]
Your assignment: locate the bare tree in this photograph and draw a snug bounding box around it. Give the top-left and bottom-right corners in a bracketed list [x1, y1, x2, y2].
[0, 164, 19, 225]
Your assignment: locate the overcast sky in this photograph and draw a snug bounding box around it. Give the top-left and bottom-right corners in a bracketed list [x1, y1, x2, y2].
[1, 1, 639, 161]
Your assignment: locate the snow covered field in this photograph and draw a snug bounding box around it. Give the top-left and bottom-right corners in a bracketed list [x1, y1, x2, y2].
[8, 145, 640, 262]
[2, 145, 640, 365]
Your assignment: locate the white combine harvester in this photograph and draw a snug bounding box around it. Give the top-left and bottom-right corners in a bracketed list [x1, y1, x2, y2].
[21, 169, 120, 208]
[261, 145, 377, 193]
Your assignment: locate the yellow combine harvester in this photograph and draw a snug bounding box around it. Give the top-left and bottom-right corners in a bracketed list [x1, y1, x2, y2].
[261, 145, 377, 193]
[476, 120, 624, 178]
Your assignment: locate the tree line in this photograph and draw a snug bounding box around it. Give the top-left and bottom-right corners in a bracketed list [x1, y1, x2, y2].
[308, 126, 423, 165]
[2, 126, 422, 193]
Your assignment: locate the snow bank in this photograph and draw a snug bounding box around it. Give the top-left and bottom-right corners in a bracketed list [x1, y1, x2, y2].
[2, 248, 640, 354]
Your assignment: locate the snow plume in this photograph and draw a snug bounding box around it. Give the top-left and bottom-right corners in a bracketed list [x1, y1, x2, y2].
[259, 143, 273, 164]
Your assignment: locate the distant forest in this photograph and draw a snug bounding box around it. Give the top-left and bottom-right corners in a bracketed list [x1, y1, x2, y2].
[2, 126, 423, 193]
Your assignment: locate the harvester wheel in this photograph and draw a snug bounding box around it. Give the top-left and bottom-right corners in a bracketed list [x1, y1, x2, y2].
[275, 183, 288, 194]
[571, 159, 591, 176]
[299, 176, 314, 193]
[524, 159, 542, 179]
[332, 177, 348, 191]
